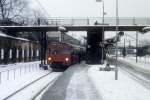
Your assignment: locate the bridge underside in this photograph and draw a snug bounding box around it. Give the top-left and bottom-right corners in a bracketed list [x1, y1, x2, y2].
[0, 25, 147, 64]
[0, 25, 147, 32]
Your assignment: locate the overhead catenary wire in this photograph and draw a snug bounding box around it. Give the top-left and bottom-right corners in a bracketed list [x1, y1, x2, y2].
[34, 0, 50, 17]
[125, 33, 149, 45]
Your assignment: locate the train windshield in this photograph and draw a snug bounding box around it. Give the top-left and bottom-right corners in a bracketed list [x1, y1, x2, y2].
[49, 49, 72, 54]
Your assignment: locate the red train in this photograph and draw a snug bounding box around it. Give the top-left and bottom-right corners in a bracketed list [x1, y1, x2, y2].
[47, 42, 84, 70]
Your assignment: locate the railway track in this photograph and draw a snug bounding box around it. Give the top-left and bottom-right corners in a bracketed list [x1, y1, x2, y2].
[109, 58, 150, 90]
[119, 65, 150, 90]
[32, 76, 58, 100]
[3, 71, 59, 100]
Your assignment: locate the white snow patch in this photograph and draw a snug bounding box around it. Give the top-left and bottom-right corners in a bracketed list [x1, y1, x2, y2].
[117, 56, 150, 74]
[8, 72, 62, 100]
[0, 61, 56, 100]
[88, 65, 150, 100]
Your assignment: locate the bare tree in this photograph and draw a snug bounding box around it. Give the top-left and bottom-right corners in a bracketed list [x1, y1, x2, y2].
[0, 0, 28, 19]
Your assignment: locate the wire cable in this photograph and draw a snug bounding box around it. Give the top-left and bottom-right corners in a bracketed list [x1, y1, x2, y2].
[35, 0, 50, 17]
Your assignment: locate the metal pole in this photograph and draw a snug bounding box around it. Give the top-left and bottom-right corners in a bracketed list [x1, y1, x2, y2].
[101, 0, 104, 64]
[14, 69, 16, 80]
[0, 72, 1, 84]
[136, 31, 138, 63]
[20, 67, 21, 76]
[102, 1, 104, 25]
[24, 64, 25, 73]
[43, 32, 47, 65]
[115, 0, 119, 80]
[7, 70, 9, 80]
[123, 38, 126, 57]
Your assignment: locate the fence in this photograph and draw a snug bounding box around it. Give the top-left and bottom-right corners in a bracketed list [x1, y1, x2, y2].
[14, 17, 150, 26]
[0, 61, 41, 84]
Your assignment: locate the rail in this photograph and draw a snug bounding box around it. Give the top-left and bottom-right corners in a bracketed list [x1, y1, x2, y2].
[3, 72, 53, 100]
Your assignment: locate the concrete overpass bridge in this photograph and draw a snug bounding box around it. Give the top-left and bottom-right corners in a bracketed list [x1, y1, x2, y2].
[0, 17, 150, 64]
[11, 17, 150, 26]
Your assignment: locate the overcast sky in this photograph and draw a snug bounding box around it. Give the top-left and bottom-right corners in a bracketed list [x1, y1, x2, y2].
[30, 0, 150, 17]
[30, 0, 150, 45]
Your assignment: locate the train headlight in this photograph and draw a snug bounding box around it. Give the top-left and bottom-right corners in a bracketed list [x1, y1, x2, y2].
[48, 57, 52, 61]
[65, 58, 69, 62]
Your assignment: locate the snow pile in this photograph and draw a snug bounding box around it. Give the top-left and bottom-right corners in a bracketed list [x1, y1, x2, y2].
[88, 65, 150, 100]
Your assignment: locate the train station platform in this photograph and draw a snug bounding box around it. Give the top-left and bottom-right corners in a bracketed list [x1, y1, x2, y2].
[40, 62, 101, 100]
[40, 61, 150, 100]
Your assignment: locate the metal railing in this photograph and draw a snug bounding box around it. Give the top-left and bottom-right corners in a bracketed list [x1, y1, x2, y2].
[13, 17, 150, 26]
[0, 61, 41, 84]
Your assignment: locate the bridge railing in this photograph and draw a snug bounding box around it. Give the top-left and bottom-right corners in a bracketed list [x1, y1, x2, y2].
[4, 17, 150, 26]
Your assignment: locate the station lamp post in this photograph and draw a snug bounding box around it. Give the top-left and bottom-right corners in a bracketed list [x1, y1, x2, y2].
[96, 0, 106, 63]
[115, 0, 119, 80]
[136, 31, 138, 63]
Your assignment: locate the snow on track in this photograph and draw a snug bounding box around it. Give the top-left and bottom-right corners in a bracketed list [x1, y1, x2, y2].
[0, 70, 49, 100]
[6, 72, 62, 100]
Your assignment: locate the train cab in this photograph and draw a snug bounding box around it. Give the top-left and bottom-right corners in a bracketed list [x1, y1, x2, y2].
[47, 43, 74, 70]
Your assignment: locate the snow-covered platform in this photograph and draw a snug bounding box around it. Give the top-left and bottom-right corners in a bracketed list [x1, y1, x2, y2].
[41, 62, 150, 100]
[88, 65, 150, 100]
[41, 62, 101, 100]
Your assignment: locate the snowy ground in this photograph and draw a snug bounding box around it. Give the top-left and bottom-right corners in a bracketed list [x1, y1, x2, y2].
[0, 61, 62, 100]
[41, 63, 100, 100]
[88, 65, 150, 100]
[128, 56, 150, 64]
[8, 72, 62, 100]
[1, 60, 150, 100]
[117, 56, 150, 74]
[0, 61, 41, 84]
[40, 62, 150, 100]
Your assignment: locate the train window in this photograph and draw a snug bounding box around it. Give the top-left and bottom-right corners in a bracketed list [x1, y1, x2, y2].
[49, 49, 51, 54]
[9, 49, 12, 59]
[1, 49, 4, 60]
[50, 49, 71, 54]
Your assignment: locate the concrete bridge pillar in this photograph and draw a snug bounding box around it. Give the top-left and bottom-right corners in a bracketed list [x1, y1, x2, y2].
[86, 29, 104, 64]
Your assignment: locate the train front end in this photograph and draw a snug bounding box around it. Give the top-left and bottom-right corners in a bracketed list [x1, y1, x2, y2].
[47, 43, 73, 70]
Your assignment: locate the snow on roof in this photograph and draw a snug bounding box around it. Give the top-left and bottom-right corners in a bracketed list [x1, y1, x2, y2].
[0, 31, 29, 41]
[0, 31, 8, 37]
[15, 37, 29, 41]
